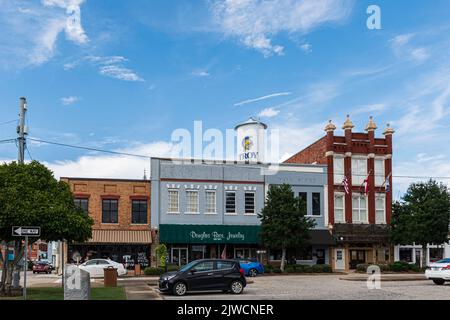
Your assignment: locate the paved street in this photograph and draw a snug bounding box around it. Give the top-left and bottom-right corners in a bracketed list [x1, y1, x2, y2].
[156, 275, 450, 300]
[2, 272, 449, 300]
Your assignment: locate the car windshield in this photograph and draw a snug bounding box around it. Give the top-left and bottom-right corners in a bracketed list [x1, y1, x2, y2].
[179, 261, 198, 272]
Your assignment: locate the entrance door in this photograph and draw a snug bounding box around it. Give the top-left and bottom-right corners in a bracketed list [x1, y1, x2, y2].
[172, 248, 188, 267]
[349, 250, 366, 269]
[334, 249, 345, 270]
[415, 249, 422, 267]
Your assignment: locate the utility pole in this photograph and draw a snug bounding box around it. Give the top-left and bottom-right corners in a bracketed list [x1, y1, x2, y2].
[17, 97, 28, 164]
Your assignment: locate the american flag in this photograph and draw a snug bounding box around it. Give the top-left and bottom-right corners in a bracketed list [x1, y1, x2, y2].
[384, 173, 392, 193]
[342, 176, 350, 194]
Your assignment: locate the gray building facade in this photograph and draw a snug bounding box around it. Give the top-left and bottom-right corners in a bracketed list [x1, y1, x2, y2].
[151, 158, 334, 266]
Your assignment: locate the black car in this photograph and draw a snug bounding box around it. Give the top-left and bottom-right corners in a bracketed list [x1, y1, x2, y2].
[159, 259, 247, 296]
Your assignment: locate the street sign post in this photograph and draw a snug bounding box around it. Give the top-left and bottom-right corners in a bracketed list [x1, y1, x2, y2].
[12, 226, 41, 300]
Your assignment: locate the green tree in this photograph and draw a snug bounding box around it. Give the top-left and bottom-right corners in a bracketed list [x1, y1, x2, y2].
[391, 180, 450, 267]
[156, 244, 168, 268]
[258, 184, 316, 272]
[0, 161, 93, 296]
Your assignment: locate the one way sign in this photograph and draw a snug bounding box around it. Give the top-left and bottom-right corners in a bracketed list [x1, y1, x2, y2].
[12, 226, 41, 237]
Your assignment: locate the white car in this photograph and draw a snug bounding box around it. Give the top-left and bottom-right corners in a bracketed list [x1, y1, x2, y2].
[78, 259, 127, 278]
[425, 258, 450, 285]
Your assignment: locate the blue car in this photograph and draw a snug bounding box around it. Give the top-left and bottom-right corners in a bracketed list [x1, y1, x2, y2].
[239, 260, 265, 277]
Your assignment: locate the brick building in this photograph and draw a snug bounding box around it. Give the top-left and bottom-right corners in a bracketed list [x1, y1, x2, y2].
[60, 178, 153, 269]
[285, 116, 394, 271]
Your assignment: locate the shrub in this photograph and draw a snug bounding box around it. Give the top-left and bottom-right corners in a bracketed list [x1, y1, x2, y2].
[284, 266, 296, 273]
[317, 264, 332, 273]
[143, 267, 165, 276]
[273, 268, 282, 273]
[264, 264, 274, 272]
[301, 265, 313, 273]
[356, 263, 369, 273]
[389, 261, 411, 272]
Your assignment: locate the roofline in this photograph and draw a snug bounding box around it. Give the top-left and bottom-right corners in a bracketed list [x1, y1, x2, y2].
[151, 157, 327, 168]
[284, 135, 327, 163]
[60, 177, 150, 183]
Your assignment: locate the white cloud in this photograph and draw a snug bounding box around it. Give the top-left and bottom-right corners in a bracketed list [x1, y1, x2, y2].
[0, 0, 88, 67]
[191, 70, 210, 77]
[234, 92, 291, 106]
[41, 141, 180, 179]
[300, 43, 312, 53]
[211, 0, 353, 56]
[258, 107, 279, 118]
[352, 103, 387, 115]
[99, 65, 144, 82]
[64, 55, 143, 82]
[389, 33, 429, 64]
[61, 96, 79, 105]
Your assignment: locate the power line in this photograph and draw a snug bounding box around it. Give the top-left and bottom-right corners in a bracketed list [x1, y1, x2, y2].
[0, 119, 17, 126]
[26, 145, 33, 161]
[0, 138, 16, 144]
[25, 137, 450, 180]
[28, 138, 151, 159]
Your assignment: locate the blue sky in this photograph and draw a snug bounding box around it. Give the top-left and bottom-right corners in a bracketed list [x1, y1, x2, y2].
[1, 0, 450, 197]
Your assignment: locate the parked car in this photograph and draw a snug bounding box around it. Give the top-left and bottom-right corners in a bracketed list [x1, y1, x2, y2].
[78, 259, 127, 278]
[32, 261, 52, 274]
[159, 259, 247, 296]
[38, 259, 55, 271]
[239, 260, 265, 277]
[425, 258, 450, 285]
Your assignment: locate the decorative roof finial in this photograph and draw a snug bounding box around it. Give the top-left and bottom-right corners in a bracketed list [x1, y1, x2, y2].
[365, 116, 378, 132]
[342, 114, 354, 130]
[324, 120, 337, 132]
[383, 123, 395, 136]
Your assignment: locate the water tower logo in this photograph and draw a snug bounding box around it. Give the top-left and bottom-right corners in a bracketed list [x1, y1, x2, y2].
[242, 136, 253, 151]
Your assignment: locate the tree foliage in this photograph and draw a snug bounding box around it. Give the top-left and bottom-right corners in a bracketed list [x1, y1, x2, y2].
[0, 161, 93, 295]
[258, 184, 316, 270]
[391, 180, 450, 266]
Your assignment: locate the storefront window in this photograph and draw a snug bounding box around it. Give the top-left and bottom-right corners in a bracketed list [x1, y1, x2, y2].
[429, 248, 444, 262]
[399, 248, 413, 262]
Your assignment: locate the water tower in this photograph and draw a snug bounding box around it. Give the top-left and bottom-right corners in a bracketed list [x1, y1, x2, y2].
[234, 117, 268, 163]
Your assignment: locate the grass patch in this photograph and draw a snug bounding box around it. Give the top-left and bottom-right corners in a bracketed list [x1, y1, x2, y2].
[0, 287, 126, 300]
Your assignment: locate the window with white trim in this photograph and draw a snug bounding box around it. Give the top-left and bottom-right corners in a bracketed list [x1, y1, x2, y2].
[186, 190, 199, 213]
[244, 192, 255, 214]
[352, 157, 367, 185]
[333, 156, 344, 184]
[334, 193, 345, 223]
[375, 194, 386, 224]
[225, 191, 236, 214]
[205, 191, 216, 214]
[167, 190, 179, 213]
[352, 194, 368, 223]
[374, 158, 385, 186]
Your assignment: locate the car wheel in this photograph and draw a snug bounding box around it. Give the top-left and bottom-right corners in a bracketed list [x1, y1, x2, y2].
[173, 282, 187, 296]
[33, 271, 36, 274]
[230, 280, 244, 294]
[433, 279, 445, 285]
[249, 269, 258, 277]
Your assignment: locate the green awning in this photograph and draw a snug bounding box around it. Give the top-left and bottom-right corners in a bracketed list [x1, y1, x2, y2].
[159, 224, 261, 244]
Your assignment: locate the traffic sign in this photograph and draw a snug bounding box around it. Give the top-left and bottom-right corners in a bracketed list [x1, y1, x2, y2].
[12, 226, 41, 237]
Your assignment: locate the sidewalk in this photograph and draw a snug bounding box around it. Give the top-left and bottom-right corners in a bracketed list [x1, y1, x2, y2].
[340, 273, 427, 281]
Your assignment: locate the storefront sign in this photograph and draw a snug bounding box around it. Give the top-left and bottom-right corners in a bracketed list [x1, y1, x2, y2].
[159, 224, 261, 244]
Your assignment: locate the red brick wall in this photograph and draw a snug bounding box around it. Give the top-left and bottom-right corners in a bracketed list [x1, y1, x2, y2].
[284, 136, 328, 165]
[61, 178, 151, 231]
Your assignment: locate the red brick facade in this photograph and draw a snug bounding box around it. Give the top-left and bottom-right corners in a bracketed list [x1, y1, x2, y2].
[284, 117, 394, 227]
[61, 177, 151, 231]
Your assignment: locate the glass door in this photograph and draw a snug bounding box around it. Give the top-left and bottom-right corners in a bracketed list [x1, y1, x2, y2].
[172, 247, 188, 267]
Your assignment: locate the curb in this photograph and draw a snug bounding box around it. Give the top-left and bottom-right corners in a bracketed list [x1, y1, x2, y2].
[339, 277, 427, 282]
